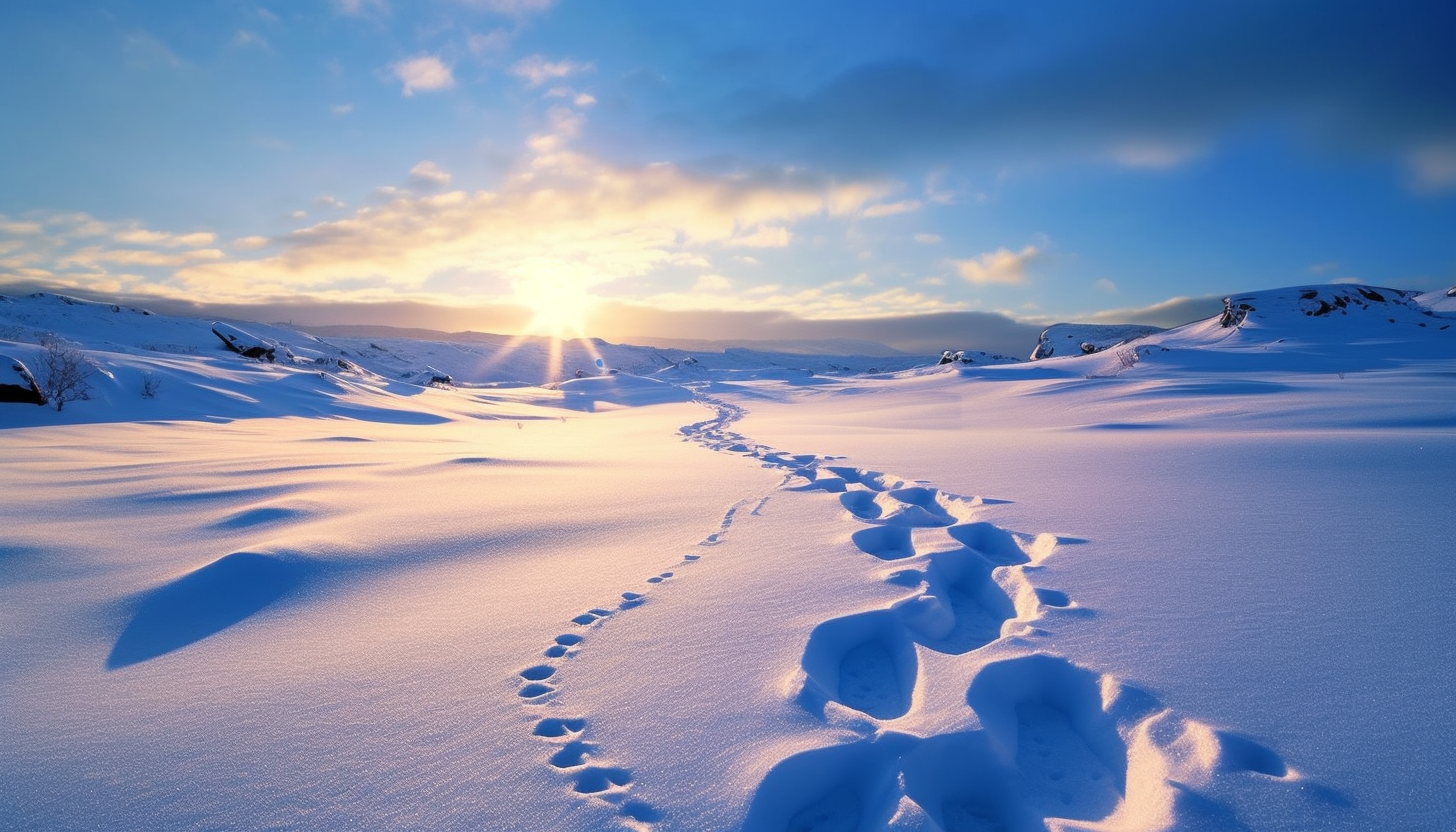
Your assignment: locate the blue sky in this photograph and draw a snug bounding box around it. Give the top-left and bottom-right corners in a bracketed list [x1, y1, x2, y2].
[2, 0, 1453, 349]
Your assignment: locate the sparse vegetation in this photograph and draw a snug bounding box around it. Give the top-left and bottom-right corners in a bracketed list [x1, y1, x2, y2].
[141, 370, 162, 399]
[38, 333, 97, 411]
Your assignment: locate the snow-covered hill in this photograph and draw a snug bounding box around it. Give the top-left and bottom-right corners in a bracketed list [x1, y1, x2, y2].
[2, 283, 1454, 832]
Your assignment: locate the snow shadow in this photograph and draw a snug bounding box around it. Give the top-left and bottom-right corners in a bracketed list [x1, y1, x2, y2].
[106, 552, 309, 669]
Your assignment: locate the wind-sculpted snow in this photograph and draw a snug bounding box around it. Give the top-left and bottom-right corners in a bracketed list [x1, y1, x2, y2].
[107, 551, 310, 669]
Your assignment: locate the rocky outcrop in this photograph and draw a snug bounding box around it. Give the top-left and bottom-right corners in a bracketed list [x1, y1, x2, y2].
[1030, 324, 1163, 360]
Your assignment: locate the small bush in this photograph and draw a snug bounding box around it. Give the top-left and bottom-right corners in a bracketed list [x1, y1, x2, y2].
[38, 333, 97, 411]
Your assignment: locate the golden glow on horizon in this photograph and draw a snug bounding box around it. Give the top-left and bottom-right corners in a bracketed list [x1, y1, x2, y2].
[516, 273, 599, 339]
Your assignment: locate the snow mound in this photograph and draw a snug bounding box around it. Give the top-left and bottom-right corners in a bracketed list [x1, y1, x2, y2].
[107, 552, 310, 669]
[1414, 283, 1456, 314]
[554, 373, 695, 410]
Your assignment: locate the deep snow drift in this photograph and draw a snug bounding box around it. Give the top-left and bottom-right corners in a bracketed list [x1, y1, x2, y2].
[2, 284, 1453, 832]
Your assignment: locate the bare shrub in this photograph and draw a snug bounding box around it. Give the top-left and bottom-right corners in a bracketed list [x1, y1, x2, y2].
[141, 370, 162, 399]
[38, 333, 97, 411]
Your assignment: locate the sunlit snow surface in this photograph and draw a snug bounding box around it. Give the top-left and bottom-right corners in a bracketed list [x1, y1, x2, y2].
[2, 285, 1453, 831]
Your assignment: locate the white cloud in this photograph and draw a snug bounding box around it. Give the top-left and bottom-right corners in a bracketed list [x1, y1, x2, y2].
[511, 55, 593, 88]
[1307, 261, 1340, 274]
[861, 199, 921, 219]
[122, 31, 186, 69]
[913, 233, 942, 245]
[1109, 141, 1203, 169]
[464, 0, 556, 15]
[234, 236, 270, 250]
[409, 161, 452, 188]
[1094, 278, 1117, 293]
[173, 145, 889, 304]
[392, 55, 455, 96]
[335, 0, 388, 15]
[574, 93, 597, 107]
[332, 103, 355, 117]
[460, 0, 556, 15]
[694, 274, 733, 291]
[232, 30, 269, 50]
[58, 247, 225, 269]
[1408, 144, 1456, 192]
[113, 228, 217, 247]
[468, 30, 512, 55]
[0, 219, 45, 236]
[727, 225, 791, 248]
[953, 245, 1041, 286]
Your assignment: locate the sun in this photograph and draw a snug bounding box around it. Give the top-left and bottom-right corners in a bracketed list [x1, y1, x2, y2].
[515, 275, 599, 339]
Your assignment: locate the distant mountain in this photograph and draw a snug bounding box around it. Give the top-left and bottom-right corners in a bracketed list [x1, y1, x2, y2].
[615, 336, 910, 357]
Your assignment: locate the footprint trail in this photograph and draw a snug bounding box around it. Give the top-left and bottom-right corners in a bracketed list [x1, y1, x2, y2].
[509, 392, 1314, 832]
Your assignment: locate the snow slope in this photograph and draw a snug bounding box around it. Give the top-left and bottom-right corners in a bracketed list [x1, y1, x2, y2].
[2, 284, 1453, 831]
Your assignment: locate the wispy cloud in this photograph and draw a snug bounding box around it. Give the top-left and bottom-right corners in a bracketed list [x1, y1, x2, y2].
[392, 55, 454, 96]
[171, 143, 890, 306]
[231, 30, 269, 50]
[953, 245, 1041, 286]
[1408, 144, 1456, 192]
[1109, 141, 1203, 169]
[463, 0, 556, 16]
[335, 0, 388, 16]
[862, 199, 921, 218]
[113, 228, 216, 247]
[727, 225, 791, 248]
[409, 161, 452, 189]
[510, 55, 593, 88]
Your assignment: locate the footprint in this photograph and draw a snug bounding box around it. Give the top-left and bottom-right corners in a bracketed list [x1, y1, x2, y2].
[544, 633, 584, 658]
[900, 731, 1044, 832]
[532, 716, 587, 739]
[520, 665, 556, 682]
[620, 801, 663, 823]
[824, 467, 895, 491]
[548, 740, 595, 769]
[573, 766, 633, 795]
[850, 525, 916, 560]
[799, 610, 918, 720]
[946, 522, 1031, 566]
[894, 549, 1016, 655]
[740, 734, 917, 831]
[1033, 588, 1071, 608]
[645, 571, 674, 584]
[966, 655, 1127, 822]
[519, 682, 556, 700]
[842, 488, 957, 527]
